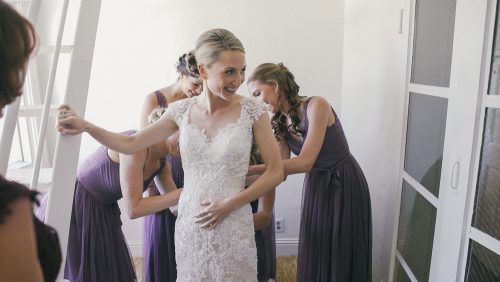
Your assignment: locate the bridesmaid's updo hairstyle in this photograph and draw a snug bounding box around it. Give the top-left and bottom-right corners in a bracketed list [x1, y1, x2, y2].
[176, 50, 200, 78]
[248, 63, 303, 142]
[194, 28, 245, 67]
[0, 1, 37, 105]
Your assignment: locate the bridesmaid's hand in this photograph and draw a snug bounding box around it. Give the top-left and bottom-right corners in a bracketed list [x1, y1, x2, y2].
[247, 164, 265, 176]
[245, 175, 259, 187]
[195, 198, 233, 229]
[55, 104, 89, 135]
[166, 132, 180, 157]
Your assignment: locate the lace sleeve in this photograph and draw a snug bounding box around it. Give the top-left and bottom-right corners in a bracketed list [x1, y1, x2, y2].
[242, 97, 270, 124]
[164, 98, 192, 126]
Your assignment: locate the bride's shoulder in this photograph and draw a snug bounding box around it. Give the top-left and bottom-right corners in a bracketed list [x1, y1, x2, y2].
[165, 97, 195, 123]
[239, 95, 265, 107]
[239, 95, 270, 121]
[169, 97, 196, 108]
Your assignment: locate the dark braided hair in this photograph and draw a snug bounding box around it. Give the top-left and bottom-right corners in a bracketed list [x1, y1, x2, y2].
[0, 1, 37, 105]
[248, 63, 304, 141]
[249, 140, 263, 165]
[176, 50, 200, 78]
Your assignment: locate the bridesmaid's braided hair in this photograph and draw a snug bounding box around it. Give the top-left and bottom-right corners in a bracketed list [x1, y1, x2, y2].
[250, 140, 263, 165]
[176, 50, 200, 78]
[248, 63, 304, 142]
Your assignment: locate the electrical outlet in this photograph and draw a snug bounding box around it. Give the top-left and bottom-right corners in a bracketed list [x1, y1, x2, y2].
[275, 218, 284, 233]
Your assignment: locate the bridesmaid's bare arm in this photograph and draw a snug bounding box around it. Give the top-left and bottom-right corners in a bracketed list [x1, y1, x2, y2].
[119, 151, 181, 219]
[249, 97, 331, 176]
[140, 92, 161, 129]
[248, 139, 290, 178]
[154, 162, 181, 195]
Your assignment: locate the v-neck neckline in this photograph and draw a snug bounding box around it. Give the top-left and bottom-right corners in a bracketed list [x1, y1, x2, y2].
[185, 98, 244, 143]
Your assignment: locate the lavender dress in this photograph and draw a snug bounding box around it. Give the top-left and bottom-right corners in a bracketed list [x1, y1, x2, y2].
[249, 143, 277, 281]
[288, 97, 372, 282]
[143, 91, 183, 282]
[64, 132, 165, 282]
[250, 199, 276, 282]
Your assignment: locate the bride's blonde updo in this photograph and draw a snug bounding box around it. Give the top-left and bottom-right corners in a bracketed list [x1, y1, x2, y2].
[194, 28, 245, 67]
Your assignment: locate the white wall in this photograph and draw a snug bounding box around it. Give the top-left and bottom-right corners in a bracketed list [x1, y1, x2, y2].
[81, 0, 344, 257]
[341, 0, 410, 281]
[75, 0, 413, 279]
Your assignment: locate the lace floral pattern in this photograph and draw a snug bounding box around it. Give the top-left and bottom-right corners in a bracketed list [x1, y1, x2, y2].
[166, 97, 268, 281]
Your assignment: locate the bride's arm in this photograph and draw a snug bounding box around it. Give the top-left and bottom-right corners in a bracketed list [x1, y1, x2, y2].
[239, 112, 284, 205]
[56, 104, 178, 154]
[253, 189, 275, 230]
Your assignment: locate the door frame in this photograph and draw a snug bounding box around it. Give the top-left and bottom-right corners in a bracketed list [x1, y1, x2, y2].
[457, 0, 500, 279]
[389, 0, 490, 281]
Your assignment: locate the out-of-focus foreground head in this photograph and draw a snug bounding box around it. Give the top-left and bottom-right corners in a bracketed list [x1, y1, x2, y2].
[0, 0, 37, 113]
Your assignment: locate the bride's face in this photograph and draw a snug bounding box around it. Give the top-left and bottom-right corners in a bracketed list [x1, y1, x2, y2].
[201, 50, 246, 101]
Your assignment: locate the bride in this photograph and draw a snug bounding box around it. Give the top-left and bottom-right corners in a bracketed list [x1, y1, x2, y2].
[57, 28, 283, 281]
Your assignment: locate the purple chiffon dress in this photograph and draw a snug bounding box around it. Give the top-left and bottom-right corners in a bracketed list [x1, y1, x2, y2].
[288, 97, 372, 282]
[64, 131, 165, 282]
[143, 91, 183, 282]
[250, 199, 276, 282]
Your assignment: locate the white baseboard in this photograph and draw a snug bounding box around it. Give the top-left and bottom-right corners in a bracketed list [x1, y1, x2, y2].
[128, 240, 143, 257]
[129, 238, 299, 258]
[275, 238, 299, 256]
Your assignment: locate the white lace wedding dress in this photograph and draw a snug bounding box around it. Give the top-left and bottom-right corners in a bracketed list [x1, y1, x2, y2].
[165, 96, 268, 282]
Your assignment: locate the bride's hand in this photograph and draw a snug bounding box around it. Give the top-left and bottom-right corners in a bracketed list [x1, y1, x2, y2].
[194, 198, 233, 229]
[56, 104, 89, 135]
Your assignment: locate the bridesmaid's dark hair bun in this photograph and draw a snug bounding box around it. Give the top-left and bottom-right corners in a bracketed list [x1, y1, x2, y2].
[176, 51, 199, 78]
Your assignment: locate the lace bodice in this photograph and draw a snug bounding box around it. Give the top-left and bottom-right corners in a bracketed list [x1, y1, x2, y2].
[165, 96, 268, 281]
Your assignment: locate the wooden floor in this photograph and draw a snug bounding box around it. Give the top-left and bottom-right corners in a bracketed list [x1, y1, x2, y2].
[275, 256, 297, 282]
[133, 256, 297, 282]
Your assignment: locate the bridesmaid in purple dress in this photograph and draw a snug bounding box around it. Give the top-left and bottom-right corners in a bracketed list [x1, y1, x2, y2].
[139, 51, 202, 282]
[248, 63, 372, 282]
[64, 108, 181, 282]
[248, 143, 277, 282]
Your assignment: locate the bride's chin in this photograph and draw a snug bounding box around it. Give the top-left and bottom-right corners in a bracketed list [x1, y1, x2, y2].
[219, 91, 236, 100]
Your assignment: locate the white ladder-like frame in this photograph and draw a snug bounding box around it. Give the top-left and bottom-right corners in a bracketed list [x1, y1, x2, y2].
[0, 0, 102, 280]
